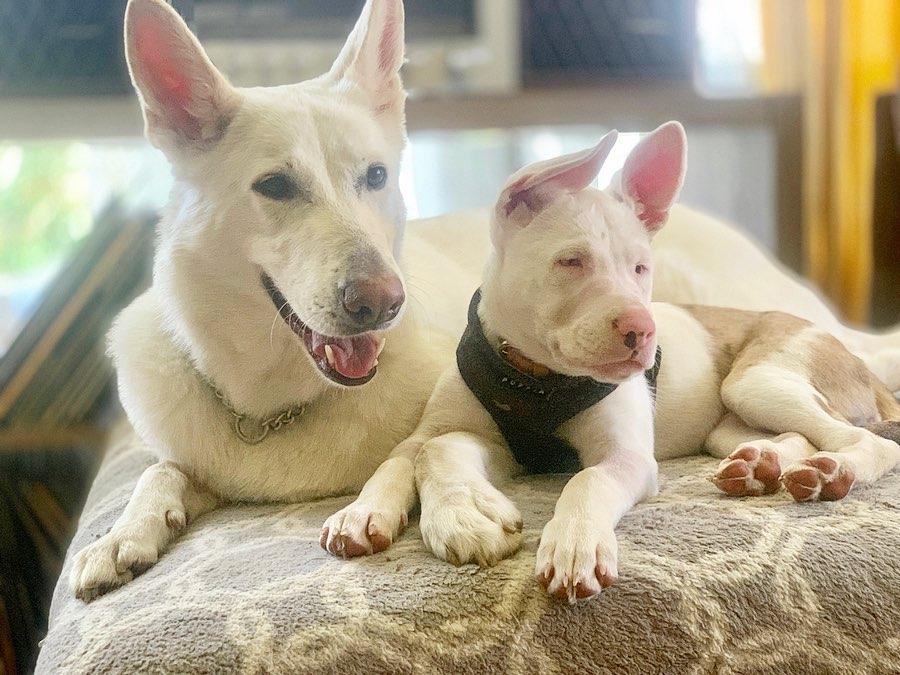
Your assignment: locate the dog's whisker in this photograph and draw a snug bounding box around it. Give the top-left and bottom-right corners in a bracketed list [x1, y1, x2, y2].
[404, 274, 441, 298]
[269, 300, 292, 352]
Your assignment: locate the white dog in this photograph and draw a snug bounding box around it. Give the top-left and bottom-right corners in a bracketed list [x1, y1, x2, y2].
[71, 0, 899, 600]
[389, 124, 900, 603]
[70, 0, 469, 599]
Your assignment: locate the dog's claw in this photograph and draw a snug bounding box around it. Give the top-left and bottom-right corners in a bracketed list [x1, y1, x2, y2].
[535, 518, 618, 602]
[321, 501, 406, 558]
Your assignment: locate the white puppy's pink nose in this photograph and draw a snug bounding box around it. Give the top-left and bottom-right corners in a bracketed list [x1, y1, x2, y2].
[612, 308, 656, 351]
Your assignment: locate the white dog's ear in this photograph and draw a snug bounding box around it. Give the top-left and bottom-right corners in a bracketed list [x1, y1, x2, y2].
[328, 0, 406, 117]
[124, 0, 240, 154]
[617, 121, 686, 232]
[496, 130, 619, 224]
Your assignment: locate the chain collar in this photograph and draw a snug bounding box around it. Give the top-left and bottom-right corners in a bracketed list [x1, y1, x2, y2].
[209, 383, 306, 445]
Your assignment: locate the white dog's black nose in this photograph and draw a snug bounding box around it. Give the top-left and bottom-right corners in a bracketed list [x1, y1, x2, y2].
[340, 275, 405, 329]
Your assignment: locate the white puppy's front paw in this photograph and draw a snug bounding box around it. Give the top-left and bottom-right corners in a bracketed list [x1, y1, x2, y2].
[535, 517, 618, 603]
[420, 481, 522, 567]
[70, 513, 181, 602]
[321, 500, 408, 558]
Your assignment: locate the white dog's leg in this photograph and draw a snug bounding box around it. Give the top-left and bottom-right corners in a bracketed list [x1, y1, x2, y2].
[707, 412, 817, 496]
[416, 431, 522, 567]
[321, 436, 422, 558]
[535, 448, 657, 603]
[722, 366, 900, 501]
[535, 380, 657, 602]
[70, 460, 217, 601]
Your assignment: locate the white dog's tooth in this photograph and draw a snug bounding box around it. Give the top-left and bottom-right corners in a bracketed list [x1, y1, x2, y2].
[376, 337, 386, 356]
[373, 359, 379, 367]
[324, 344, 336, 366]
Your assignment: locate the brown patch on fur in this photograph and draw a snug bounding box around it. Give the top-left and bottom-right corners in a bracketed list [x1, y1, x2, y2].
[866, 383, 900, 444]
[873, 384, 900, 420]
[679, 305, 760, 379]
[806, 331, 883, 427]
[685, 304, 897, 451]
[729, 311, 814, 382]
[681, 305, 812, 383]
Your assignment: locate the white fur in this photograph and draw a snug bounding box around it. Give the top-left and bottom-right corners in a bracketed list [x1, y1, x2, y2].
[650, 304, 725, 459]
[411, 126, 684, 602]
[407, 128, 900, 603]
[71, 0, 471, 599]
[71, 0, 899, 601]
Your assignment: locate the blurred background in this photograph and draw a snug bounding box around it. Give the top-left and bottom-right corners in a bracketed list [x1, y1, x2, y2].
[0, 0, 897, 671]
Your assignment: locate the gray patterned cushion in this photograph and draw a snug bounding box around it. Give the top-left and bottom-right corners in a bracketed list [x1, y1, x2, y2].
[37, 426, 900, 674]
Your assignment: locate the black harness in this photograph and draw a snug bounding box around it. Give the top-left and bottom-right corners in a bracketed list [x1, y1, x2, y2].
[456, 290, 662, 474]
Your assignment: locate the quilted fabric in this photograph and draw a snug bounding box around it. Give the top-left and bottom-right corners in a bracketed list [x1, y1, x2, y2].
[37, 426, 900, 674]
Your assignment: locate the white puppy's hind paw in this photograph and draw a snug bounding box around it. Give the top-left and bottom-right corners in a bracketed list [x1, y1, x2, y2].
[535, 517, 618, 603]
[70, 514, 176, 602]
[420, 481, 522, 567]
[320, 501, 408, 558]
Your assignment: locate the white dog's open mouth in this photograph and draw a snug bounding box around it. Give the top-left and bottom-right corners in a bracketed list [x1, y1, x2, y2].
[261, 273, 384, 387]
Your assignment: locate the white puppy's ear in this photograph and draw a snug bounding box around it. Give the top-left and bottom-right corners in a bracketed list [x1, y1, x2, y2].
[617, 121, 686, 232]
[124, 0, 240, 154]
[328, 0, 406, 117]
[496, 130, 619, 224]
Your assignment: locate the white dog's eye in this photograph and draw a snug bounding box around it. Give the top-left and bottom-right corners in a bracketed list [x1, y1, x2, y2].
[635, 264, 649, 275]
[253, 173, 298, 201]
[366, 164, 388, 191]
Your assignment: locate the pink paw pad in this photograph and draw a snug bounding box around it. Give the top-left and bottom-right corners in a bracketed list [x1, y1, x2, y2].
[367, 522, 393, 554]
[712, 446, 781, 496]
[782, 455, 855, 502]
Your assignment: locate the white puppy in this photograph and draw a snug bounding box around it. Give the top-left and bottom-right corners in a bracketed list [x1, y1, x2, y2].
[403, 123, 900, 602]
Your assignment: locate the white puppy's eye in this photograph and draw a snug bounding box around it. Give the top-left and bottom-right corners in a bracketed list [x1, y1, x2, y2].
[252, 173, 298, 201]
[556, 255, 585, 269]
[635, 264, 649, 275]
[366, 163, 388, 191]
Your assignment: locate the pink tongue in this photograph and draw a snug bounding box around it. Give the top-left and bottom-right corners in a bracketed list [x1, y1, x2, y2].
[328, 334, 380, 379]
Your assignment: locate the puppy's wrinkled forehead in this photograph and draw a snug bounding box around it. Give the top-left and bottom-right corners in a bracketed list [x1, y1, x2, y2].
[549, 189, 652, 259]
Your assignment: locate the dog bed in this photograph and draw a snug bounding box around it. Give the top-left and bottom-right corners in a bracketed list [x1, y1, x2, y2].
[37, 424, 900, 674]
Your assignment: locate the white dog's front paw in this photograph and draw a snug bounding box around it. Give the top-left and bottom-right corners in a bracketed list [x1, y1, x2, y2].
[420, 481, 522, 567]
[70, 513, 181, 602]
[535, 517, 618, 603]
[321, 500, 408, 558]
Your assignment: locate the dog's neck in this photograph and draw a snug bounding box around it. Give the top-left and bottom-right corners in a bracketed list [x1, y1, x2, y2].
[154, 204, 331, 418]
[477, 259, 555, 378]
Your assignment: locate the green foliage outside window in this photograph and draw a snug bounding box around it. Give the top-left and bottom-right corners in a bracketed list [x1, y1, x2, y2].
[0, 143, 95, 276]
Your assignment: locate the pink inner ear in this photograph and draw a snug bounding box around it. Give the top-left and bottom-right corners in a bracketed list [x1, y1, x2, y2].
[502, 134, 617, 217]
[624, 127, 685, 229]
[370, 3, 404, 115]
[377, 4, 402, 75]
[502, 176, 542, 216]
[133, 17, 202, 140]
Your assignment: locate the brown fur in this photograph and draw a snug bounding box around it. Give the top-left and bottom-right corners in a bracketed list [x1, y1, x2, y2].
[806, 331, 882, 426]
[682, 304, 899, 445]
[873, 382, 900, 420]
[680, 305, 811, 382]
